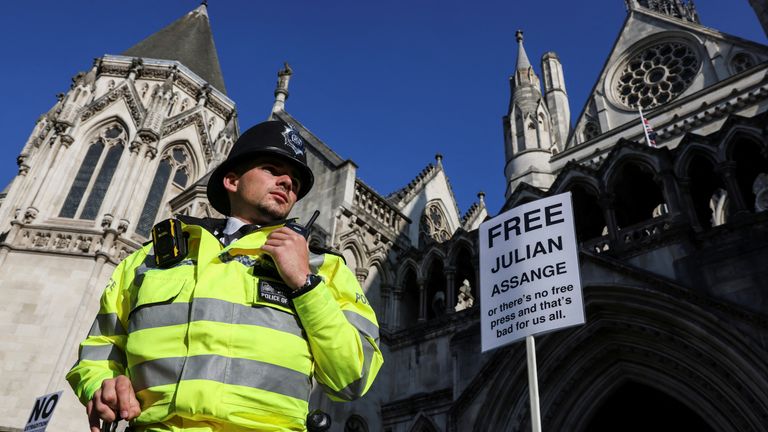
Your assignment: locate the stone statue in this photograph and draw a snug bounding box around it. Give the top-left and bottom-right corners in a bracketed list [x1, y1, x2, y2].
[455, 279, 475, 311]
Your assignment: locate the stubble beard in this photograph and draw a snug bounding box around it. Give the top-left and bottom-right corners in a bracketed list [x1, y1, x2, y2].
[248, 197, 292, 224]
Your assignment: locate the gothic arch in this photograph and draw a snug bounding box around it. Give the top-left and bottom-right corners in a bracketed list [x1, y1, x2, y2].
[473, 284, 768, 431]
[409, 412, 439, 432]
[157, 139, 202, 181]
[447, 237, 475, 267]
[723, 130, 768, 212]
[419, 248, 447, 278]
[396, 258, 422, 287]
[421, 248, 448, 320]
[604, 157, 666, 228]
[396, 260, 421, 328]
[566, 180, 607, 241]
[339, 239, 365, 271]
[448, 238, 477, 303]
[719, 126, 765, 161]
[600, 146, 665, 183]
[677, 148, 728, 228]
[674, 141, 719, 179]
[58, 119, 129, 220]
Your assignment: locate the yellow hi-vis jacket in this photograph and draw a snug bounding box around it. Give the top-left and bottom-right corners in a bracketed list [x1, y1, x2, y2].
[66, 218, 383, 431]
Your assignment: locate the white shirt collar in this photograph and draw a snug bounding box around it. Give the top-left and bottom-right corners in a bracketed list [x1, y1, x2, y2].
[223, 217, 249, 235]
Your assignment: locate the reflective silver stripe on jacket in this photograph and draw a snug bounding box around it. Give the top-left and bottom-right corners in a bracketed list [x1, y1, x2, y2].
[319, 311, 379, 400]
[79, 344, 127, 365]
[128, 298, 303, 337]
[130, 355, 311, 400]
[88, 313, 126, 337]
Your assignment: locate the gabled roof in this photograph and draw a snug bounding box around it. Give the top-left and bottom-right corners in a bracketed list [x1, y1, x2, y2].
[566, 6, 768, 150]
[122, 4, 227, 94]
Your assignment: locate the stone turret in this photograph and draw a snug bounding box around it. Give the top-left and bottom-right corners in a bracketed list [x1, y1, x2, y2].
[503, 31, 556, 196]
[541, 51, 570, 151]
[271, 62, 293, 117]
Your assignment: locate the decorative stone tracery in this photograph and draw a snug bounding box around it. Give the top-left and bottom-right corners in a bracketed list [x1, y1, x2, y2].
[614, 41, 700, 109]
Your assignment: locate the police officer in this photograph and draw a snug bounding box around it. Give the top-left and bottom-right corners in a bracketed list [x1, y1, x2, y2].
[67, 120, 383, 432]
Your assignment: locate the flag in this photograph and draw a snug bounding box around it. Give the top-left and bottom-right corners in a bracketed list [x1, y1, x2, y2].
[638, 106, 658, 147]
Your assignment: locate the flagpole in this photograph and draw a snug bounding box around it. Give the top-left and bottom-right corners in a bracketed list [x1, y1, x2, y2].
[526, 335, 542, 432]
[638, 105, 653, 147]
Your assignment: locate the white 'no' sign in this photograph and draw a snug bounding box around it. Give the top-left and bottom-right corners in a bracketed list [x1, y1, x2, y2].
[24, 391, 62, 432]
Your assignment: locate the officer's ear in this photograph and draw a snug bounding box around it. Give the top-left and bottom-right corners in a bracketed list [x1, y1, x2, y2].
[222, 171, 240, 193]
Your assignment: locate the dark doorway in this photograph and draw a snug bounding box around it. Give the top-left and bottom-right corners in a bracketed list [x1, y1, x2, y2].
[584, 381, 715, 432]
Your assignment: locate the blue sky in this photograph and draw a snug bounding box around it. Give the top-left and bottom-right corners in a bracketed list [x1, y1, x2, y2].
[0, 1, 764, 215]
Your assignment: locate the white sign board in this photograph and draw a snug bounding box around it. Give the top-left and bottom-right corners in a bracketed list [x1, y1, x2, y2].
[479, 192, 584, 352]
[24, 391, 62, 432]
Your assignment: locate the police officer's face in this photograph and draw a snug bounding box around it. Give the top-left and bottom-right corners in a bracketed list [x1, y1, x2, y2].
[223, 157, 301, 224]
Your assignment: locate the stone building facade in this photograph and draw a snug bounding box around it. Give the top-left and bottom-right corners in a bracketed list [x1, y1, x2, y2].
[2, 1, 768, 431]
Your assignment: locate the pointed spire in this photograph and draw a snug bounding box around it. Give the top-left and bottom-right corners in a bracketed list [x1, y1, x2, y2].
[122, 4, 227, 93]
[515, 30, 532, 71]
[271, 62, 293, 116]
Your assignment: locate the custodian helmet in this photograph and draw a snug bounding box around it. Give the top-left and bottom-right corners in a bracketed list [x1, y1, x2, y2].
[206, 120, 314, 215]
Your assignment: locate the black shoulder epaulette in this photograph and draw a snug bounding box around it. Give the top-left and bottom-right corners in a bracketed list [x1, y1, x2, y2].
[176, 215, 227, 238]
[309, 244, 346, 264]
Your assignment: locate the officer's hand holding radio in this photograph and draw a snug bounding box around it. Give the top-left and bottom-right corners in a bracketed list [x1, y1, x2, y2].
[260, 227, 310, 290]
[260, 210, 320, 290]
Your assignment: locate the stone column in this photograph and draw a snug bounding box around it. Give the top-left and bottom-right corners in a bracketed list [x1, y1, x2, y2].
[380, 284, 392, 330]
[599, 193, 619, 248]
[716, 162, 749, 216]
[355, 268, 369, 286]
[391, 286, 404, 329]
[418, 279, 427, 322]
[676, 177, 703, 231]
[656, 169, 685, 223]
[445, 266, 456, 314]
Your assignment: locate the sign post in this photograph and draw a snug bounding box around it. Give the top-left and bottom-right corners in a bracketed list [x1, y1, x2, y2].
[24, 391, 62, 432]
[479, 192, 585, 430]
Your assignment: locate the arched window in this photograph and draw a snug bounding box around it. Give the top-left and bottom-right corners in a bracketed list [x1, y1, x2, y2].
[686, 154, 726, 228]
[610, 162, 666, 228]
[136, 145, 192, 237]
[419, 202, 451, 247]
[400, 267, 419, 328]
[515, 112, 525, 152]
[60, 124, 126, 219]
[425, 259, 446, 320]
[569, 183, 606, 240]
[731, 137, 768, 213]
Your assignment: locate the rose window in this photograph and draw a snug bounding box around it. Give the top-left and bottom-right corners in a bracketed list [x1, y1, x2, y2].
[615, 42, 700, 109]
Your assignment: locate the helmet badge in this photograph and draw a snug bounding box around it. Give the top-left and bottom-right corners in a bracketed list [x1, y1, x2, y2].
[281, 124, 305, 156]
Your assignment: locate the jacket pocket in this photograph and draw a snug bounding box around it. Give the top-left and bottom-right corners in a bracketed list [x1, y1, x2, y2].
[129, 274, 188, 319]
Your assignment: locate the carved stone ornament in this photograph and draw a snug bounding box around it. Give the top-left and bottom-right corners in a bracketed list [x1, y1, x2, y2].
[54, 234, 72, 249]
[162, 112, 212, 161]
[60, 134, 75, 147]
[118, 219, 130, 234]
[76, 236, 93, 253]
[81, 84, 143, 125]
[101, 214, 114, 229]
[23, 207, 38, 224]
[33, 232, 51, 248]
[129, 140, 143, 154]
